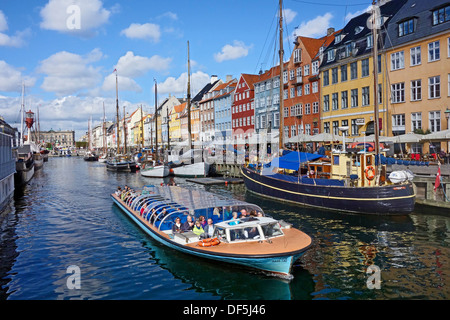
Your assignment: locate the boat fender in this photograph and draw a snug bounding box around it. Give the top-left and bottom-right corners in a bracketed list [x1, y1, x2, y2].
[142, 163, 145, 169]
[198, 237, 220, 247]
[365, 166, 375, 181]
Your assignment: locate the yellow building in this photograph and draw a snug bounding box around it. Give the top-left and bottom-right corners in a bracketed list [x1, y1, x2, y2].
[169, 102, 186, 143]
[383, 0, 450, 153]
[319, 2, 398, 140]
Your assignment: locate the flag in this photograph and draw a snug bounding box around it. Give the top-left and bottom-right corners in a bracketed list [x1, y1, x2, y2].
[434, 165, 441, 192]
[113, 68, 117, 73]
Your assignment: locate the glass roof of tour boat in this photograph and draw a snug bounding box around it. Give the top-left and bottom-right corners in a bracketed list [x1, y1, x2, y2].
[142, 185, 264, 213]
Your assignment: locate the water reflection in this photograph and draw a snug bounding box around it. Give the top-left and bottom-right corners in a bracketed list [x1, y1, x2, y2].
[1, 157, 449, 299]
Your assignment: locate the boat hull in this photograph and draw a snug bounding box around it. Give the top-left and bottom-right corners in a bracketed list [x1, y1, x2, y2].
[111, 194, 308, 277]
[106, 161, 138, 172]
[172, 161, 210, 177]
[140, 165, 169, 178]
[241, 166, 415, 215]
[15, 158, 34, 186]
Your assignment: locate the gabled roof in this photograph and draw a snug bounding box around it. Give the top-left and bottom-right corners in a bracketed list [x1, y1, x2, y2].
[239, 73, 262, 90]
[254, 61, 289, 85]
[192, 79, 221, 103]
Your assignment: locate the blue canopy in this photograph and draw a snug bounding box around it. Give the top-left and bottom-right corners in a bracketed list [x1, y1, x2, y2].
[268, 152, 322, 171]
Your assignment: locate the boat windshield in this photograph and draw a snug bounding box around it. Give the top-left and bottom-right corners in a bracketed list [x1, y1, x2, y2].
[260, 222, 284, 239]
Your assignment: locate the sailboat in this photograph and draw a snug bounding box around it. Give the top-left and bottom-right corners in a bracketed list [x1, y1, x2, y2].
[15, 84, 35, 186]
[241, 0, 415, 215]
[106, 69, 138, 172]
[140, 80, 170, 178]
[173, 41, 210, 178]
[84, 116, 98, 161]
[99, 102, 108, 163]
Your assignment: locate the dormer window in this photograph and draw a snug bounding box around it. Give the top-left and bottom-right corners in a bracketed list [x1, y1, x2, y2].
[355, 26, 364, 34]
[432, 5, 450, 25]
[367, 34, 373, 48]
[327, 49, 335, 61]
[335, 34, 342, 43]
[398, 18, 415, 37]
[294, 48, 302, 63]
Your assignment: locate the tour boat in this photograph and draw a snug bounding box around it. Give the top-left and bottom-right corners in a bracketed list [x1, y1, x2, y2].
[111, 185, 312, 278]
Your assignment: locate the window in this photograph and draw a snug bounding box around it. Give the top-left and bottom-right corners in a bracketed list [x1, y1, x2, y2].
[392, 114, 405, 132]
[411, 112, 422, 131]
[350, 62, 358, 79]
[332, 121, 339, 136]
[367, 34, 373, 48]
[341, 64, 347, 82]
[341, 90, 348, 109]
[304, 84, 310, 95]
[410, 46, 421, 66]
[304, 64, 310, 76]
[297, 85, 302, 96]
[411, 79, 422, 101]
[284, 107, 289, 118]
[391, 51, 404, 70]
[332, 93, 338, 110]
[327, 49, 335, 61]
[432, 5, 450, 25]
[332, 67, 338, 84]
[323, 70, 329, 86]
[398, 19, 414, 36]
[313, 102, 319, 114]
[351, 89, 358, 107]
[312, 81, 318, 93]
[312, 61, 319, 75]
[361, 58, 370, 77]
[378, 84, 383, 104]
[283, 70, 288, 84]
[290, 69, 295, 80]
[428, 76, 440, 99]
[294, 48, 302, 63]
[362, 86, 370, 106]
[428, 41, 440, 62]
[324, 122, 330, 133]
[290, 87, 295, 98]
[323, 95, 330, 112]
[291, 125, 296, 137]
[305, 103, 311, 115]
[391, 83, 405, 103]
[351, 119, 359, 136]
[429, 111, 441, 132]
[283, 89, 288, 99]
[305, 124, 311, 136]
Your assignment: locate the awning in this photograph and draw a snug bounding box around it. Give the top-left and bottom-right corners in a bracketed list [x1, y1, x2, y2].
[267, 151, 322, 171]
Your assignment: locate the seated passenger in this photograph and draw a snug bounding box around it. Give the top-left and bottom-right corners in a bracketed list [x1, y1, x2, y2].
[223, 206, 233, 220]
[213, 207, 221, 217]
[240, 209, 248, 218]
[192, 220, 204, 236]
[172, 217, 182, 233]
[181, 215, 194, 232]
[202, 218, 215, 239]
[115, 186, 122, 196]
[140, 203, 147, 216]
[228, 212, 240, 226]
[199, 215, 207, 227]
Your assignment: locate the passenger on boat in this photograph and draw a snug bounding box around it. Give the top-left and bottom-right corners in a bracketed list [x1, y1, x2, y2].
[199, 215, 207, 227]
[213, 207, 221, 217]
[140, 203, 147, 216]
[249, 210, 257, 217]
[181, 215, 194, 232]
[240, 209, 248, 217]
[115, 187, 122, 196]
[172, 217, 182, 233]
[193, 220, 204, 236]
[229, 212, 240, 226]
[202, 218, 215, 239]
[223, 206, 233, 220]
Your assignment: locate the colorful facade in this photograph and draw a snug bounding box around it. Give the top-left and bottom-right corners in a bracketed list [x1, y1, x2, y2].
[232, 73, 259, 138]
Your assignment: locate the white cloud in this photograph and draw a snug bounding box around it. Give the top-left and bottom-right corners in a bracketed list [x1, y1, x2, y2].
[345, 5, 372, 24]
[294, 13, 333, 38]
[157, 71, 210, 96]
[157, 12, 178, 21]
[283, 9, 297, 24]
[40, 0, 111, 36]
[214, 41, 251, 63]
[0, 60, 36, 92]
[38, 49, 103, 96]
[0, 10, 30, 47]
[120, 23, 161, 42]
[101, 51, 172, 93]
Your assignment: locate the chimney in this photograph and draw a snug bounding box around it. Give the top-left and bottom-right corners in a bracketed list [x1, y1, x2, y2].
[327, 27, 335, 36]
[210, 75, 218, 84]
[226, 75, 232, 82]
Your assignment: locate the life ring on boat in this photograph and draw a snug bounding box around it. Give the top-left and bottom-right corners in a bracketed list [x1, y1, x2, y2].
[141, 163, 145, 169]
[198, 237, 220, 247]
[365, 166, 375, 181]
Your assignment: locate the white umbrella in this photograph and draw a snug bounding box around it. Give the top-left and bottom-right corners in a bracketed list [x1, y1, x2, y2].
[392, 132, 425, 143]
[421, 129, 450, 141]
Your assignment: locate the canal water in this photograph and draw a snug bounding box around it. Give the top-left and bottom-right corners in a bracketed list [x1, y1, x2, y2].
[0, 157, 448, 300]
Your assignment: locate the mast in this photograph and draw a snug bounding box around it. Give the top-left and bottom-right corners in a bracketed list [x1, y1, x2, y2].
[371, 0, 381, 183]
[278, 0, 284, 154]
[115, 69, 120, 154]
[103, 102, 107, 155]
[20, 83, 24, 146]
[123, 106, 127, 154]
[140, 104, 144, 149]
[155, 79, 159, 163]
[187, 41, 192, 155]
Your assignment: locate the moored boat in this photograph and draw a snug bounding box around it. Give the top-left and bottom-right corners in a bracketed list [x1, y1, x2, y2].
[111, 185, 312, 278]
[106, 155, 138, 172]
[140, 162, 170, 178]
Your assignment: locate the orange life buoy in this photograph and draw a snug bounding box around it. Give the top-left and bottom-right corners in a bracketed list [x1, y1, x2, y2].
[365, 166, 375, 181]
[198, 237, 220, 247]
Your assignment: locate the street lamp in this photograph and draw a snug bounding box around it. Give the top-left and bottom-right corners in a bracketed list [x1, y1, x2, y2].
[445, 107, 450, 153]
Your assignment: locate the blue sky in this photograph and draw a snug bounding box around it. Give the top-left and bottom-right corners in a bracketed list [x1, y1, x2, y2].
[0, 0, 371, 139]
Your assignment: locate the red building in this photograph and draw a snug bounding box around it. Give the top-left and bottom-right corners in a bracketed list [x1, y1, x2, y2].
[231, 73, 260, 139]
[284, 29, 338, 140]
